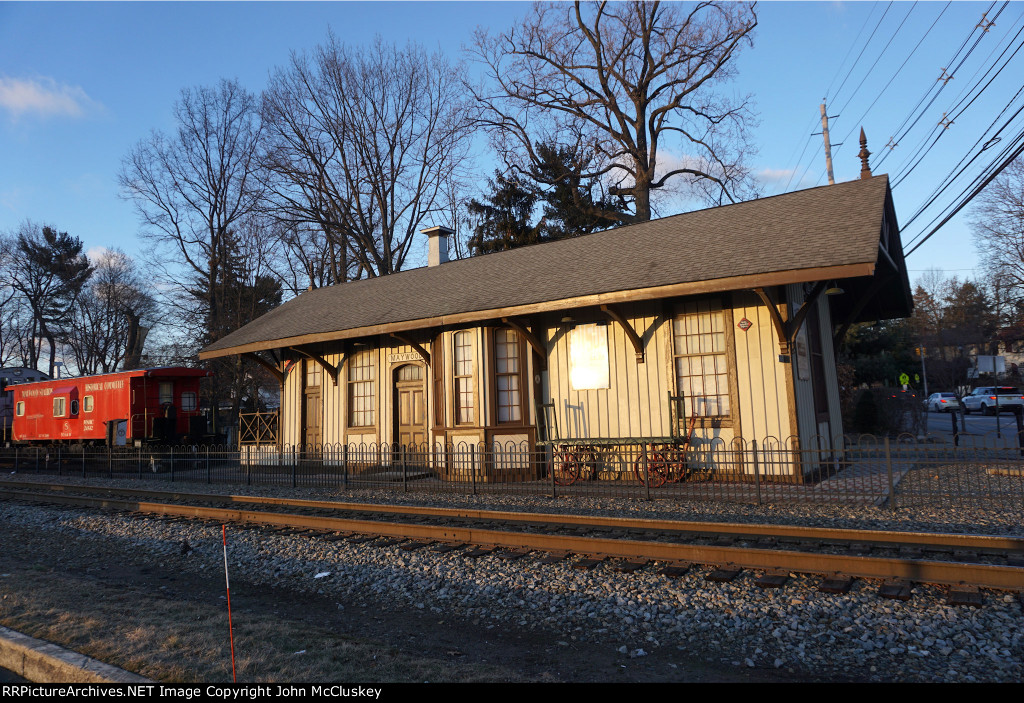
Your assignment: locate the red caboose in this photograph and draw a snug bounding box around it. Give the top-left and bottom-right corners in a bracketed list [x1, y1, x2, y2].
[11, 367, 212, 445]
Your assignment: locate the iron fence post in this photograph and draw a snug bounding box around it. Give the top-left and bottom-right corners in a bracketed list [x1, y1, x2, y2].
[549, 445, 557, 498]
[137, 446, 141, 480]
[885, 436, 896, 511]
[752, 439, 762, 506]
[951, 410, 959, 447]
[81, 445, 86, 478]
[292, 446, 297, 488]
[470, 445, 477, 495]
[343, 445, 349, 488]
[641, 444, 651, 501]
[170, 446, 175, 482]
[402, 445, 408, 492]
[107, 446, 112, 478]
[1015, 408, 1024, 458]
[57, 445, 61, 476]
[13, 446, 17, 474]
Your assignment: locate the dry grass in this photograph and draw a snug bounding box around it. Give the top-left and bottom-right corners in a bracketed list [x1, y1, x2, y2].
[0, 563, 535, 683]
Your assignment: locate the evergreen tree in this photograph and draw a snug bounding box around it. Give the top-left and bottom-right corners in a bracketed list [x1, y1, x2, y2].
[10, 223, 93, 376]
[465, 171, 542, 255]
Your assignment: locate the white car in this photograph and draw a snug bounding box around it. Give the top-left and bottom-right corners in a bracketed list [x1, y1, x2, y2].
[960, 386, 1024, 415]
[924, 392, 958, 412]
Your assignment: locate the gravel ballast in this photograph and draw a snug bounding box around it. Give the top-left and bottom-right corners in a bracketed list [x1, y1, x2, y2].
[1, 475, 1022, 682]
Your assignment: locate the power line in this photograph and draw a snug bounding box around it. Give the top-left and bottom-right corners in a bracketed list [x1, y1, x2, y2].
[892, 11, 1024, 189]
[904, 127, 1024, 257]
[876, 1, 1000, 170]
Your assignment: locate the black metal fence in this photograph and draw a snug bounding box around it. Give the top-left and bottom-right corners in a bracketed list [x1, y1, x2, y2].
[2, 433, 1024, 512]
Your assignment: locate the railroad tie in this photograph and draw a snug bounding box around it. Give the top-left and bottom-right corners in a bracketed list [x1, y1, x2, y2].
[947, 585, 983, 607]
[707, 565, 742, 582]
[659, 562, 691, 579]
[878, 580, 912, 601]
[463, 546, 499, 559]
[754, 571, 789, 589]
[494, 549, 531, 561]
[430, 543, 467, 554]
[400, 541, 435, 552]
[818, 575, 855, 594]
[536, 551, 570, 565]
[573, 556, 606, 571]
[611, 560, 649, 574]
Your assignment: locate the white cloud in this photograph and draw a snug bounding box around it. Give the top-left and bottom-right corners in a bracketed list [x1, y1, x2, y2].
[757, 168, 796, 186]
[0, 76, 100, 119]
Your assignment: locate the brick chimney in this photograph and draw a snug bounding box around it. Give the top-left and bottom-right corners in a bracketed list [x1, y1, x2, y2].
[421, 226, 452, 267]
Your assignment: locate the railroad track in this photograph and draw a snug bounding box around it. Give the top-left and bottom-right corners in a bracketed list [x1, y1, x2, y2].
[2, 479, 1023, 598]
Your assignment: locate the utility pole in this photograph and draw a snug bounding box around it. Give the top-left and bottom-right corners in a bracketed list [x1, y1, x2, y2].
[816, 103, 841, 185]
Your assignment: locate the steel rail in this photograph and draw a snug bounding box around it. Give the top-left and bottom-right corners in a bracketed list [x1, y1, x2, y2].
[4, 479, 1024, 553]
[3, 487, 1023, 590]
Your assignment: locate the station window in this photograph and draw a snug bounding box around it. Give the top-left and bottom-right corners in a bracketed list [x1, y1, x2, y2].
[454, 331, 474, 424]
[181, 392, 197, 412]
[493, 328, 522, 423]
[84, 396, 94, 412]
[672, 299, 732, 419]
[53, 397, 66, 417]
[15, 401, 24, 416]
[348, 351, 376, 428]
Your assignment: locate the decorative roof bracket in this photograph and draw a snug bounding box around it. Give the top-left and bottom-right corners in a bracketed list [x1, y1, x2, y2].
[752, 281, 827, 361]
[287, 347, 339, 386]
[600, 305, 645, 363]
[242, 352, 284, 384]
[501, 317, 547, 370]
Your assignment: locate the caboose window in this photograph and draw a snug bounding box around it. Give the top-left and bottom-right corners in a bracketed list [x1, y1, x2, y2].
[181, 392, 197, 411]
[84, 396, 94, 412]
[15, 401, 24, 416]
[70, 399, 79, 415]
[53, 397, 66, 417]
[159, 382, 173, 405]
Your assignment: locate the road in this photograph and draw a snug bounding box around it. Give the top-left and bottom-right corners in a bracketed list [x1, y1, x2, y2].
[921, 408, 1024, 445]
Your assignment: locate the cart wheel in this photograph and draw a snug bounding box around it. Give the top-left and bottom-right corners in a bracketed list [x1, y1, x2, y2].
[634, 452, 669, 487]
[552, 451, 580, 486]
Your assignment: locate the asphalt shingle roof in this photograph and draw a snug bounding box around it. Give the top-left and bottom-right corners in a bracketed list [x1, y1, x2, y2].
[202, 175, 893, 357]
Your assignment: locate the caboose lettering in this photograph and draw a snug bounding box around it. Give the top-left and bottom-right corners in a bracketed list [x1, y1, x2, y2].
[11, 367, 212, 445]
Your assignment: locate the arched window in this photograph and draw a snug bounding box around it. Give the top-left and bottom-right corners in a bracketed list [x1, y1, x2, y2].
[453, 331, 473, 424]
[493, 328, 522, 423]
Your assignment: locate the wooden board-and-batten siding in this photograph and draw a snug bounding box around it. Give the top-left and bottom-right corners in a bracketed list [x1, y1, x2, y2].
[544, 295, 802, 471]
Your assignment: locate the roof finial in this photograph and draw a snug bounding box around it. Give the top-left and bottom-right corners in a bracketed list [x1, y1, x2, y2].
[858, 127, 873, 180]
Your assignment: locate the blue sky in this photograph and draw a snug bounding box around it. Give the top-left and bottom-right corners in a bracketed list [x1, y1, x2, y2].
[1, 1, 1021, 285]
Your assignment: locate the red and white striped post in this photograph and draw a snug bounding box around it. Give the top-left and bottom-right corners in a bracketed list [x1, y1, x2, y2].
[222, 525, 237, 682]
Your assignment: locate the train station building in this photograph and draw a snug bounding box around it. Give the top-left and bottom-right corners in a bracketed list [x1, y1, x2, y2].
[200, 173, 911, 481]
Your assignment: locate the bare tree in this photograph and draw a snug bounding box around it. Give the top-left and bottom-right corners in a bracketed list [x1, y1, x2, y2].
[469, 1, 758, 223]
[261, 34, 474, 280]
[63, 249, 157, 374]
[120, 78, 271, 434]
[120, 78, 265, 343]
[972, 157, 1024, 305]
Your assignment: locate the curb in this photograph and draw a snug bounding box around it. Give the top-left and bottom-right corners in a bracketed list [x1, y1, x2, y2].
[0, 625, 152, 683]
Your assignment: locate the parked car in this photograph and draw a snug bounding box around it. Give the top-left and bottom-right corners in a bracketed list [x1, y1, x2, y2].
[959, 386, 1024, 415]
[924, 392, 959, 412]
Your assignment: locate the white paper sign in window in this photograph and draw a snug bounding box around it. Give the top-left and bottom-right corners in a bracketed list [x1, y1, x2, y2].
[570, 323, 610, 390]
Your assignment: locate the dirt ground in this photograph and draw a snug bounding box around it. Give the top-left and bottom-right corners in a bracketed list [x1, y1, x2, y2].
[0, 511, 813, 683]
